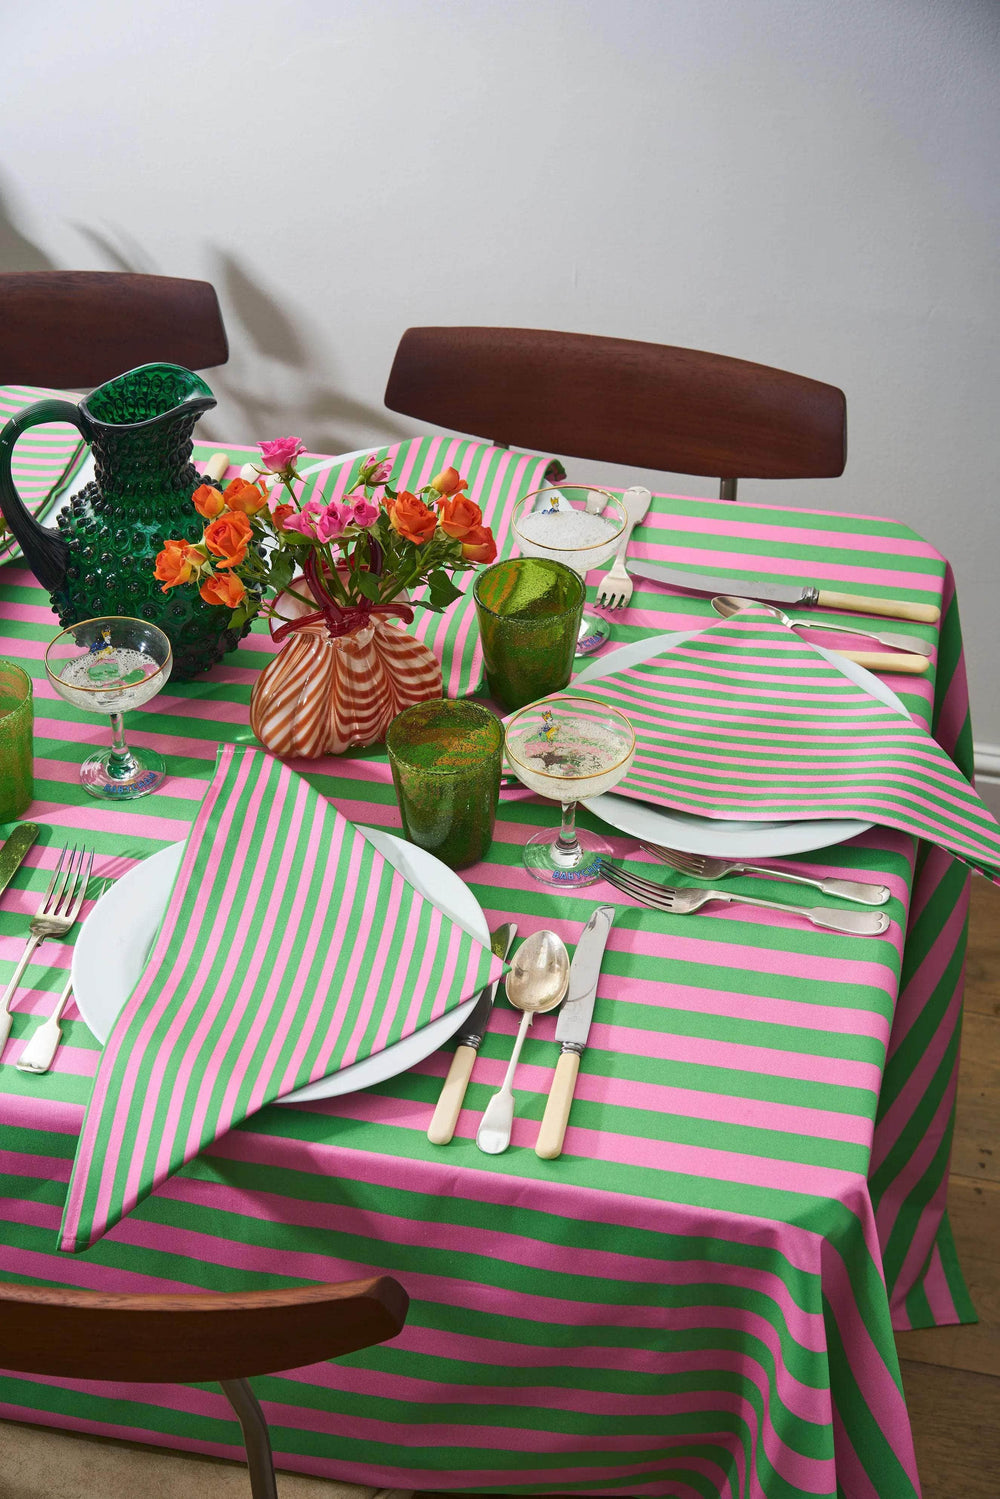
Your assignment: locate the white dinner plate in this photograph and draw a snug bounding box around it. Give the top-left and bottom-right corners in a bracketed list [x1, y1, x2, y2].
[72, 827, 489, 1104]
[573, 628, 909, 858]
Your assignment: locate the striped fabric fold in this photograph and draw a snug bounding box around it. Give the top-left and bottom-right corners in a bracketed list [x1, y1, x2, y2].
[571, 603, 1000, 883]
[0, 384, 88, 561]
[58, 743, 505, 1252]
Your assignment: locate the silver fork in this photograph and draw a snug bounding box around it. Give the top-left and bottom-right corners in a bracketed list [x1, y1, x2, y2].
[600, 861, 890, 935]
[0, 845, 95, 1054]
[641, 843, 891, 907]
[595, 486, 653, 608]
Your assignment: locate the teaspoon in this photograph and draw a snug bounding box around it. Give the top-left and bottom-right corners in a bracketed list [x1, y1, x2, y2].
[476, 930, 570, 1155]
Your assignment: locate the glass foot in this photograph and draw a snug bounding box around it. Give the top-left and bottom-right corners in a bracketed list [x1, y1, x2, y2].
[80, 746, 167, 801]
[523, 824, 612, 886]
[575, 610, 611, 657]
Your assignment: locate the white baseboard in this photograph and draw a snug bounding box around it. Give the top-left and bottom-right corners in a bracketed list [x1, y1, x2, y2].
[974, 742, 1000, 817]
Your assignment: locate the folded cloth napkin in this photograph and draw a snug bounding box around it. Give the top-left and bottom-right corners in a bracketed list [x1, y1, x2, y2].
[568, 604, 1000, 883]
[0, 384, 88, 557]
[59, 744, 506, 1252]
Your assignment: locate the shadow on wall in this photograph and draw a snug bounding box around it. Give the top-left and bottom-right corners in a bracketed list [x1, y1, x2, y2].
[0, 197, 408, 453]
[0, 185, 55, 272]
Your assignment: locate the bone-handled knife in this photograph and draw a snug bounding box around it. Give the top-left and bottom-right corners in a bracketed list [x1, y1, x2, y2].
[626, 558, 940, 625]
[201, 452, 230, 485]
[427, 922, 517, 1145]
[535, 905, 614, 1160]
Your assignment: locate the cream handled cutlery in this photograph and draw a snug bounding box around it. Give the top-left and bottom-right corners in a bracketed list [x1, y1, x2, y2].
[16, 973, 74, 1074]
[535, 905, 615, 1160]
[476, 930, 569, 1155]
[627, 557, 940, 625]
[711, 595, 930, 674]
[428, 922, 517, 1145]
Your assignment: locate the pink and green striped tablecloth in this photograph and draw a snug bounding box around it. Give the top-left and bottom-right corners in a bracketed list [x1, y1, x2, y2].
[0, 432, 976, 1498]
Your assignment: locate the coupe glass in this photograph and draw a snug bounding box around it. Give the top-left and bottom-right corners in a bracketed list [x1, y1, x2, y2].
[45, 616, 172, 800]
[504, 694, 636, 886]
[511, 486, 627, 654]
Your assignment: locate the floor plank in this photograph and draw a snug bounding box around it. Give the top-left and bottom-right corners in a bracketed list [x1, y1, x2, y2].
[952, 1010, 1000, 1181]
[898, 1362, 1000, 1499]
[964, 878, 1000, 1018]
[895, 1177, 1000, 1377]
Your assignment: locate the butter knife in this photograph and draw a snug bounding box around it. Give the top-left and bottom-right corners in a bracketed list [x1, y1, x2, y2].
[0, 824, 38, 905]
[535, 905, 614, 1160]
[626, 558, 940, 625]
[427, 922, 517, 1144]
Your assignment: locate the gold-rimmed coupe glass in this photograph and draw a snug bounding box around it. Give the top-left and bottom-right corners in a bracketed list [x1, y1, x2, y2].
[45, 616, 172, 800]
[511, 485, 628, 654]
[504, 694, 636, 886]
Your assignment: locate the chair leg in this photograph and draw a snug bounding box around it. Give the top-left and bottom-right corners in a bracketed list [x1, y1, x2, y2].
[219, 1377, 279, 1499]
[718, 477, 738, 501]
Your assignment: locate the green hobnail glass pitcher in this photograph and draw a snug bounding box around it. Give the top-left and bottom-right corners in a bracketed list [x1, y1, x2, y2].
[0, 363, 255, 679]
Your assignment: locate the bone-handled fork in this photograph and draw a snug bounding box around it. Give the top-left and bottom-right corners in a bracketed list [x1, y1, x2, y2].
[600, 861, 890, 935]
[0, 845, 94, 1054]
[595, 487, 653, 608]
[640, 843, 891, 906]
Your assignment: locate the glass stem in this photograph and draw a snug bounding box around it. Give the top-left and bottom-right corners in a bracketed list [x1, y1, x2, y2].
[107, 712, 138, 779]
[553, 800, 581, 866]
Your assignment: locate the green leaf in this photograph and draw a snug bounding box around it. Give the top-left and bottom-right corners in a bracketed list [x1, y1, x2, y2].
[267, 552, 294, 597]
[354, 569, 381, 601]
[427, 570, 463, 609]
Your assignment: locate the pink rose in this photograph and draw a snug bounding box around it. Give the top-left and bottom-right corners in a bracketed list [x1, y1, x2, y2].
[315, 500, 353, 543]
[350, 495, 380, 528]
[360, 453, 393, 486]
[282, 498, 325, 538]
[258, 437, 306, 474]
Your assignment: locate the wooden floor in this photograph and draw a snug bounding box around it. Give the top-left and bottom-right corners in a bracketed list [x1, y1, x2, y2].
[893, 876, 1000, 1498]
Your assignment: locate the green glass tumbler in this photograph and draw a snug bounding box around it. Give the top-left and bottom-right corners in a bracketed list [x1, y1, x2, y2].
[386, 699, 503, 870]
[0, 661, 33, 823]
[472, 558, 585, 712]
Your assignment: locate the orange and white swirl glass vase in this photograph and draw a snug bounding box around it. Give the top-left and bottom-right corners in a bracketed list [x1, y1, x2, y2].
[249, 576, 443, 758]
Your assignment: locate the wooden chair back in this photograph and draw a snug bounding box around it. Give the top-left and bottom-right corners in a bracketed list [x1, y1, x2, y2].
[0, 1274, 407, 1382]
[0, 270, 229, 389]
[0, 1276, 408, 1499]
[385, 325, 846, 498]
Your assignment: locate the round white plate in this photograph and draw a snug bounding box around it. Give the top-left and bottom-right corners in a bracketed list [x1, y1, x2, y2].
[72, 827, 489, 1105]
[573, 628, 909, 858]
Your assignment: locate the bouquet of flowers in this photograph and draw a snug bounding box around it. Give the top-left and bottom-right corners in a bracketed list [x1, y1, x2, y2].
[153, 438, 497, 637]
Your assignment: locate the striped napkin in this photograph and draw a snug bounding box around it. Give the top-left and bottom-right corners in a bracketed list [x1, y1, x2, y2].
[0, 384, 88, 560]
[571, 604, 1000, 883]
[59, 744, 506, 1252]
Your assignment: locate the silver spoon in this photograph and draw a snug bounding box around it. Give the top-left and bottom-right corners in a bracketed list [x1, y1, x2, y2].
[476, 930, 570, 1155]
[711, 594, 932, 657]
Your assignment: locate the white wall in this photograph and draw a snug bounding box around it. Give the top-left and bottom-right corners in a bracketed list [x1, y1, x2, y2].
[3, 0, 998, 745]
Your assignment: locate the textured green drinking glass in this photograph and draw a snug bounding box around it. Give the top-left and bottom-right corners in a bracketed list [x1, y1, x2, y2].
[472, 558, 585, 712]
[386, 699, 503, 870]
[0, 661, 33, 824]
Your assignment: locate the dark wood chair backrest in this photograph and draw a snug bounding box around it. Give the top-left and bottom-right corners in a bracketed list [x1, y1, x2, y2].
[0, 270, 229, 388]
[0, 1275, 408, 1382]
[385, 325, 846, 483]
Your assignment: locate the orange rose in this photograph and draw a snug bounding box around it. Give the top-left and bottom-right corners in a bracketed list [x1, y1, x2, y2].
[388, 490, 438, 546]
[200, 571, 246, 608]
[154, 539, 203, 591]
[270, 503, 295, 531]
[192, 483, 226, 519]
[431, 466, 467, 496]
[223, 477, 269, 515]
[460, 525, 497, 564]
[204, 510, 253, 568]
[437, 493, 483, 540]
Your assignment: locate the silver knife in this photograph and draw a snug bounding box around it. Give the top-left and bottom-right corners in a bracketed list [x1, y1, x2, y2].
[626, 558, 940, 626]
[427, 922, 517, 1144]
[0, 824, 38, 905]
[535, 905, 614, 1160]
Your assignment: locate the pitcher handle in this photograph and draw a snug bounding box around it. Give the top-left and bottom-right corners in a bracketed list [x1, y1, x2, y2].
[0, 398, 86, 591]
